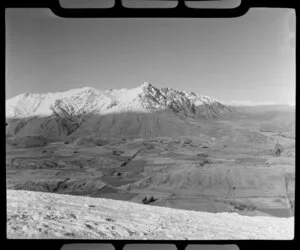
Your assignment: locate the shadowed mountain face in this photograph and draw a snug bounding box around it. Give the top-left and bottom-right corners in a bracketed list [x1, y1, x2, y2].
[6, 83, 235, 140]
[6, 115, 82, 140]
[6, 110, 219, 141]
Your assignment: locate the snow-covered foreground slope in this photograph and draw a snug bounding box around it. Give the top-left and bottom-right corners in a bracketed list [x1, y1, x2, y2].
[7, 190, 294, 240]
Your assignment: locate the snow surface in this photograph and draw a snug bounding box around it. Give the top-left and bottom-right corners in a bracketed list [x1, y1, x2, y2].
[6, 82, 227, 118]
[7, 190, 294, 239]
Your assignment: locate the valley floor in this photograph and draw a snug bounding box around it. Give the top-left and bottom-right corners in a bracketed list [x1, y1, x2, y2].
[6, 106, 295, 239]
[7, 190, 294, 240]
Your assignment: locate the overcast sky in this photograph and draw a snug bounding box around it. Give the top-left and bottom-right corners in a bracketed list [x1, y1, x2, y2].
[6, 8, 295, 105]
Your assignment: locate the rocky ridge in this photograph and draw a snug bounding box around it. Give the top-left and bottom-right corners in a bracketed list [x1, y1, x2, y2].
[6, 83, 234, 141]
[6, 82, 233, 119]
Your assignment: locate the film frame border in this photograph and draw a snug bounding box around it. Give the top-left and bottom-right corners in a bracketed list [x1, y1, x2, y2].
[3, 1, 298, 250]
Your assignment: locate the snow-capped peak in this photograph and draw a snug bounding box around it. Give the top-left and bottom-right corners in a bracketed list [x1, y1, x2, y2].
[141, 81, 152, 88]
[6, 83, 232, 119]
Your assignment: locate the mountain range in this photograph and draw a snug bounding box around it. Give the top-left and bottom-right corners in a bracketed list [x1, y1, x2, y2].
[6, 83, 235, 140]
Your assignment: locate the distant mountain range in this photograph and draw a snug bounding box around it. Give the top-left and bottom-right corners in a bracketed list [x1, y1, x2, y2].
[6, 82, 233, 118]
[6, 83, 235, 140]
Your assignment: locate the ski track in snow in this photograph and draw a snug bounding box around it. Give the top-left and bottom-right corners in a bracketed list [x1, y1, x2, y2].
[7, 190, 294, 239]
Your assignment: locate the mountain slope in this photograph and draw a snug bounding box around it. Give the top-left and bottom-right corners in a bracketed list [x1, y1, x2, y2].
[6, 83, 234, 141]
[7, 190, 294, 239]
[6, 87, 114, 118]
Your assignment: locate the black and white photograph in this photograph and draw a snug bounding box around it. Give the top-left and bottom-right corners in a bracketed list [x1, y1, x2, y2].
[5, 1, 295, 240]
